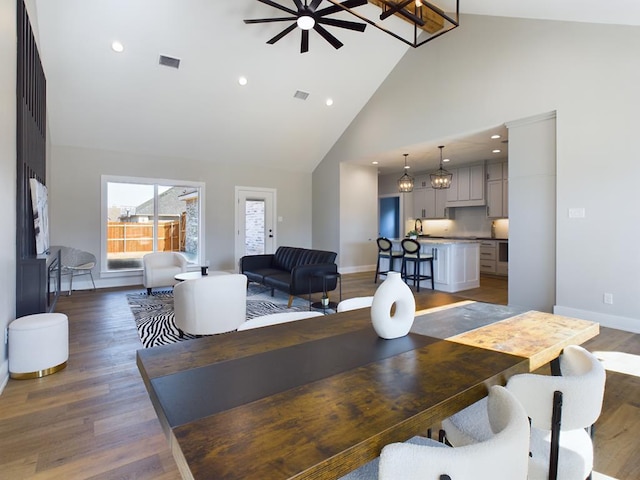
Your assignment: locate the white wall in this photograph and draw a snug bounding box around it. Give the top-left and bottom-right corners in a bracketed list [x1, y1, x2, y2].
[0, 0, 17, 391]
[313, 14, 640, 332]
[49, 146, 312, 288]
[339, 163, 379, 272]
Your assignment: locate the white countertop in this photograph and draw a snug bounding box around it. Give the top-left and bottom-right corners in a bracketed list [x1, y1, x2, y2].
[390, 238, 481, 245]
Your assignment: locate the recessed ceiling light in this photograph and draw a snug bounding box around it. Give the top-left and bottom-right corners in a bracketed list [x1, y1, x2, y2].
[493, 149, 501, 153]
[111, 41, 124, 53]
[238, 76, 248, 86]
[491, 134, 501, 139]
[372, 161, 379, 165]
[325, 98, 334, 107]
[443, 158, 450, 163]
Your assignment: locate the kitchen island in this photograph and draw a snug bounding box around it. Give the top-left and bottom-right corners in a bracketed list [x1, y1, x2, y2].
[388, 238, 480, 293]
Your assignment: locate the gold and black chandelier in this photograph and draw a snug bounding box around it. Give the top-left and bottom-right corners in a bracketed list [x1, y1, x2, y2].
[397, 153, 414, 192]
[430, 145, 452, 189]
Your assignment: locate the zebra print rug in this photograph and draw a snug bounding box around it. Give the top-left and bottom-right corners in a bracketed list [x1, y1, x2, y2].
[127, 284, 316, 348]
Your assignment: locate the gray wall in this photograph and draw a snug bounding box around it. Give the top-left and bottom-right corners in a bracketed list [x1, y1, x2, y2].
[313, 14, 640, 332]
[0, 0, 17, 388]
[49, 145, 312, 287]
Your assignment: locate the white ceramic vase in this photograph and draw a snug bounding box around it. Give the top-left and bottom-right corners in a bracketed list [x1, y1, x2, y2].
[370, 271, 416, 339]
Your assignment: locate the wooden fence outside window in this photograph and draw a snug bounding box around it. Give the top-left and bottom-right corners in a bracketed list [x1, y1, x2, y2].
[107, 220, 183, 254]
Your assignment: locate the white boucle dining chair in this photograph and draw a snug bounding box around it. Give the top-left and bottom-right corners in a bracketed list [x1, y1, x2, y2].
[237, 311, 324, 331]
[336, 296, 374, 313]
[442, 345, 606, 480]
[340, 385, 530, 480]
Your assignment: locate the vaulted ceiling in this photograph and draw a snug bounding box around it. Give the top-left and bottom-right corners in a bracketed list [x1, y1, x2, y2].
[30, 0, 640, 174]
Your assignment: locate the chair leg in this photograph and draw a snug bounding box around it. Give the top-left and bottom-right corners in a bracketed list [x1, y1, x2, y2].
[68, 273, 73, 296]
[429, 258, 434, 290]
[288, 295, 294, 308]
[147, 287, 152, 295]
[413, 261, 420, 292]
[89, 271, 96, 290]
[549, 390, 563, 480]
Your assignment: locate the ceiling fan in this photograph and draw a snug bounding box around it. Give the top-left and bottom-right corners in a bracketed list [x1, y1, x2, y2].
[244, 0, 368, 53]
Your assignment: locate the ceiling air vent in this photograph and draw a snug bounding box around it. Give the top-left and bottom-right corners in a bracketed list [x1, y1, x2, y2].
[159, 55, 181, 69]
[293, 90, 309, 101]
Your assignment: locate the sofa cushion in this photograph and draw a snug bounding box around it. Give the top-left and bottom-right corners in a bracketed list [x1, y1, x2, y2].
[244, 268, 284, 284]
[272, 247, 303, 272]
[263, 272, 293, 292]
[273, 247, 336, 272]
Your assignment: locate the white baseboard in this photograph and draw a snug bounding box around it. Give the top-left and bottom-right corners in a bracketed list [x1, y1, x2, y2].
[0, 360, 9, 396]
[553, 306, 639, 334]
[339, 264, 376, 275]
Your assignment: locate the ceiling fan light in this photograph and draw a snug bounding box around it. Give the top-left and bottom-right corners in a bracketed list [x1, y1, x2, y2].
[297, 15, 315, 30]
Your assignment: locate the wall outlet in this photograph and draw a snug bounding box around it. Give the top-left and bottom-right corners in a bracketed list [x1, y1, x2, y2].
[603, 293, 613, 304]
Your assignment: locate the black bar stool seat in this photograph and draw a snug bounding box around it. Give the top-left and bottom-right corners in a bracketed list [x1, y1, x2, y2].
[375, 237, 404, 283]
[400, 238, 434, 292]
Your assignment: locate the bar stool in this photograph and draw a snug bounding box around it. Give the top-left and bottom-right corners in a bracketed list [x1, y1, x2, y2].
[401, 238, 434, 292]
[375, 237, 404, 283]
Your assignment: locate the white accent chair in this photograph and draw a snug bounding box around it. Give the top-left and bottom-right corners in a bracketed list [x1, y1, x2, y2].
[336, 296, 374, 313]
[142, 252, 187, 294]
[173, 274, 247, 337]
[237, 311, 324, 331]
[340, 385, 530, 480]
[443, 345, 606, 480]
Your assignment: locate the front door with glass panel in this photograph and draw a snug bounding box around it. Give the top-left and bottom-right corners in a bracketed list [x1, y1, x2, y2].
[235, 187, 276, 269]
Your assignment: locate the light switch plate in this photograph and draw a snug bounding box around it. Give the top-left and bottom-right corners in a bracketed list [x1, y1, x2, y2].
[568, 207, 586, 218]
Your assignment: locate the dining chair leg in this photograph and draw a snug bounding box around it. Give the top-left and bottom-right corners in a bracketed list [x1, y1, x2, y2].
[429, 258, 434, 290]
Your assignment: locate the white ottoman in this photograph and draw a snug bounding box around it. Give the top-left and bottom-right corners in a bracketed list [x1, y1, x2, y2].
[9, 313, 69, 379]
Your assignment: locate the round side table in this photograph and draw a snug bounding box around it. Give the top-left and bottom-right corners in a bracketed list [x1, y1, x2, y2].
[309, 271, 342, 312]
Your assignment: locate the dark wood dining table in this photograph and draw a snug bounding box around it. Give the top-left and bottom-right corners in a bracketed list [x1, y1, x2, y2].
[136, 301, 598, 480]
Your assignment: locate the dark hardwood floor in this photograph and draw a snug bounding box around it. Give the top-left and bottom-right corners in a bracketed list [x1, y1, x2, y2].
[0, 273, 636, 479]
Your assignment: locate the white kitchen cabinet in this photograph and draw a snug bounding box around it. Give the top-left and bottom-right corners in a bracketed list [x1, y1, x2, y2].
[446, 163, 485, 207]
[486, 161, 508, 218]
[414, 185, 449, 219]
[390, 239, 480, 293]
[430, 244, 450, 285]
[479, 240, 497, 274]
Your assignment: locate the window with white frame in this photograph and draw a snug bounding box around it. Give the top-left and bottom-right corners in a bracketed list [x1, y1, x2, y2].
[101, 176, 205, 272]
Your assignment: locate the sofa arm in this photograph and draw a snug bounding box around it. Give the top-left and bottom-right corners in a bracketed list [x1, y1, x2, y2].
[290, 263, 338, 295]
[240, 254, 275, 273]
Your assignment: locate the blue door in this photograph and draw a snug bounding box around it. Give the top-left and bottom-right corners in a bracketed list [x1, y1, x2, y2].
[379, 196, 400, 239]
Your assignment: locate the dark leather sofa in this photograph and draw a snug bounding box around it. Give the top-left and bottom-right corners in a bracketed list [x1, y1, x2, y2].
[240, 246, 338, 307]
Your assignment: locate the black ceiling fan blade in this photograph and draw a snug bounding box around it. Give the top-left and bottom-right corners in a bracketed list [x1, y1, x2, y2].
[267, 23, 298, 44]
[316, 0, 367, 17]
[379, 0, 413, 21]
[309, 0, 323, 11]
[244, 16, 298, 24]
[293, 0, 304, 9]
[317, 17, 366, 32]
[256, 0, 298, 16]
[301, 29, 310, 53]
[313, 23, 344, 49]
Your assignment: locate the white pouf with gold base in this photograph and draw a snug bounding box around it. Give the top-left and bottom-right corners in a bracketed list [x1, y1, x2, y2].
[9, 313, 69, 379]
